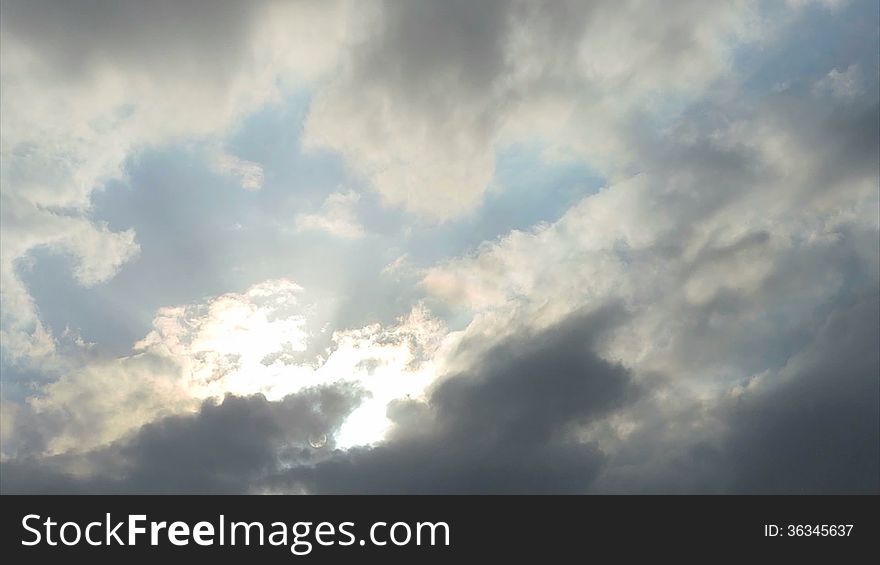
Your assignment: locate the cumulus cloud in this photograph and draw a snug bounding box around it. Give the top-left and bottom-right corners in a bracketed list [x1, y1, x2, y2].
[421, 69, 879, 385]
[0, 0, 855, 362]
[1, 0, 877, 495]
[0, 0, 354, 363]
[303, 0, 764, 219]
[1, 307, 636, 494]
[8, 291, 873, 494]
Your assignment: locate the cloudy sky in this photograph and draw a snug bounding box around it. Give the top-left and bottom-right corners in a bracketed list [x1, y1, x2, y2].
[1, 0, 877, 494]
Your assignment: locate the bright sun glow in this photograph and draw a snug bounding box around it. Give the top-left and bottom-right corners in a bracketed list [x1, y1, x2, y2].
[132, 279, 452, 449]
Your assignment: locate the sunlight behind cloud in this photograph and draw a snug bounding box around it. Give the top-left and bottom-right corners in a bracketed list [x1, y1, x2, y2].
[118, 279, 455, 450]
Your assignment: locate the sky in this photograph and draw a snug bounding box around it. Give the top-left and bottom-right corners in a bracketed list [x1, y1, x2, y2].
[0, 0, 877, 494]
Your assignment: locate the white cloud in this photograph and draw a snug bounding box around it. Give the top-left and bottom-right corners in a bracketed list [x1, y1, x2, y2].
[422, 82, 879, 390]
[210, 150, 265, 191]
[303, 0, 765, 220]
[0, 0, 357, 363]
[295, 190, 366, 239]
[0, 0, 822, 367]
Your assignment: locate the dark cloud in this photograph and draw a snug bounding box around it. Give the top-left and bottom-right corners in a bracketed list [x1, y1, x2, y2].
[358, 0, 511, 98]
[3, 292, 878, 495]
[712, 290, 880, 494]
[5, 308, 642, 495]
[592, 289, 880, 494]
[273, 289, 878, 495]
[0, 0, 267, 83]
[265, 307, 641, 494]
[350, 0, 747, 109]
[0, 385, 362, 494]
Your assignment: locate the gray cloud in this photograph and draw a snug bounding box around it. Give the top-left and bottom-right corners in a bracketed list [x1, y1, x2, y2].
[592, 289, 880, 494]
[1, 308, 640, 494]
[268, 289, 879, 495]
[303, 0, 758, 218]
[1, 0, 877, 496]
[264, 307, 641, 494]
[0, 0, 266, 83]
[711, 291, 880, 494]
[2, 291, 877, 495]
[0, 385, 363, 494]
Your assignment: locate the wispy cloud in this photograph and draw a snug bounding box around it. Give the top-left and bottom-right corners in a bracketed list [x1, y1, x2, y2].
[295, 190, 366, 239]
